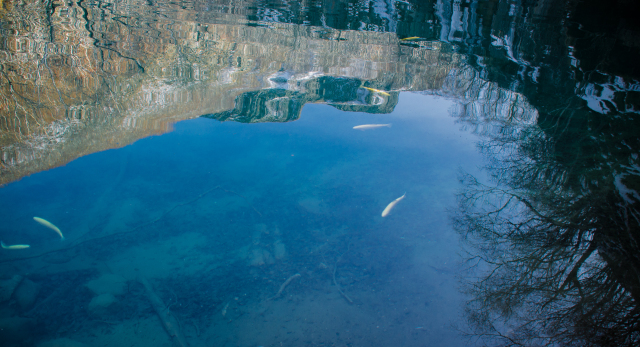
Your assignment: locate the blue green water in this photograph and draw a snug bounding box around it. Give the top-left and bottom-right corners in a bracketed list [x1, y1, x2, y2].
[0, 93, 483, 346]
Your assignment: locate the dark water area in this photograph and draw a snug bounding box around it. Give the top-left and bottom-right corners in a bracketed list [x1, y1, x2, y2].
[1, 1, 639, 346]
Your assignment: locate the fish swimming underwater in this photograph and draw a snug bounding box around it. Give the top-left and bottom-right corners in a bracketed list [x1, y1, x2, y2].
[1, 241, 30, 250]
[33, 217, 64, 240]
[353, 124, 391, 130]
[381, 193, 406, 217]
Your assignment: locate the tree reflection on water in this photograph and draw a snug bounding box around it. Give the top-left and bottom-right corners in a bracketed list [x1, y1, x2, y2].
[454, 93, 640, 345]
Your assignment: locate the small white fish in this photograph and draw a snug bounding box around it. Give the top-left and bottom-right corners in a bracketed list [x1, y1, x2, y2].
[353, 124, 391, 130]
[362, 87, 391, 96]
[33, 217, 64, 240]
[1, 241, 30, 250]
[381, 193, 406, 217]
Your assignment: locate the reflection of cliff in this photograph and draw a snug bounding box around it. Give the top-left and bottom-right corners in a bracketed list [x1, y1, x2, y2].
[0, 0, 461, 185]
[437, 0, 640, 117]
[204, 76, 400, 123]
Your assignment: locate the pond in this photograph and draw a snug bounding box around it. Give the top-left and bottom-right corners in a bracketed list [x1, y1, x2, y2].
[0, 1, 638, 346]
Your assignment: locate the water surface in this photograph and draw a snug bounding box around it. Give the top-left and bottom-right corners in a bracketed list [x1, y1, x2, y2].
[1, 1, 639, 346]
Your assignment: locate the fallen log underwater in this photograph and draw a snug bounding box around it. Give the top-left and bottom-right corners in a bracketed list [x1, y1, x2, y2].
[138, 275, 189, 347]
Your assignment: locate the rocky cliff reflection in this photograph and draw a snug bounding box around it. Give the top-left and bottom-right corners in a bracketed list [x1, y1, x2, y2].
[0, 0, 462, 185]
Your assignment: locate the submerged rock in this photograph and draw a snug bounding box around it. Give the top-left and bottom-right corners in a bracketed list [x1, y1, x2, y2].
[87, 293, 118, 316]
[0, 275, 23, 303]
[13, 278, 41, 310]
[262, 249, 275, 265]
[86, 274, 127, 296]
[250, 248, 276, 266]
[250, 248, 265, 266]
[273, 240, 286, 260]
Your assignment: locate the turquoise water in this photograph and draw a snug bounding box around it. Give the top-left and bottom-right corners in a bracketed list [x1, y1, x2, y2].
[0, 94, 483, 346]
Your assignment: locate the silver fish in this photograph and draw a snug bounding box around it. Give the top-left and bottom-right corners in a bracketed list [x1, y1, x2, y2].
[381, 193, 406, 217]
[33, 217, 64, 240]
[1, 241, 30, 250]
[353, 124, 391, 130]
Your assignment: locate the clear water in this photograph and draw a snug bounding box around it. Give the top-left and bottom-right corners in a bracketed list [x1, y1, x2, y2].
[1, 93, 482, 346]
[1, 1, 639, 346]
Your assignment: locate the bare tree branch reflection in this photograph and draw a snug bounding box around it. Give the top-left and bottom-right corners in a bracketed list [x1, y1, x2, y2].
[454, 93, 640, 346]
